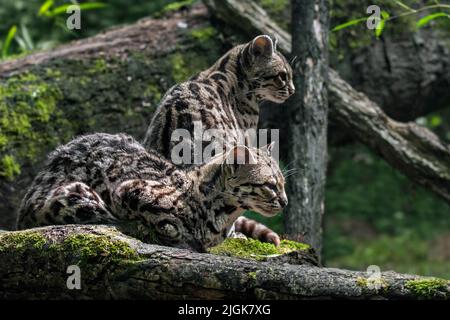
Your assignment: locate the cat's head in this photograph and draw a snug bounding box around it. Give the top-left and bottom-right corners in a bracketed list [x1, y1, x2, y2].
[221, 144, 288, 217]
[242, 35, 295, 103]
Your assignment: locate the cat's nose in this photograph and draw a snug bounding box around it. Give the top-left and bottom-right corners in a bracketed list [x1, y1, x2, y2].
[288, 84, 295, 95]
[279, 193, 288, 207]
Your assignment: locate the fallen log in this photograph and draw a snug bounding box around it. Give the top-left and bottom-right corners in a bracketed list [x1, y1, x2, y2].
[0, 225, 448, 299]
[203, 0, 450, 205]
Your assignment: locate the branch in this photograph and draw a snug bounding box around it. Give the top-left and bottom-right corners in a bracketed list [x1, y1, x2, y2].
[203, 0, 450, 205]
[1, 225, 448, 299]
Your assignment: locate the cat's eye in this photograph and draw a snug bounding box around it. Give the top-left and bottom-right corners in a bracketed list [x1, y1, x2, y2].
[278, 71, 287, 81]
[264, 183, 278, 192]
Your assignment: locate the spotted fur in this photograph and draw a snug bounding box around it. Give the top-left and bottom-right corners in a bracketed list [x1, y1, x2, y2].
[143, 35, 294, 244]
[17, 133, 287, 252]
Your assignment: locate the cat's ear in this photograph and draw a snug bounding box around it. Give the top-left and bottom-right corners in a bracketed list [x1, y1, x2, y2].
[251, 35, 274, 59]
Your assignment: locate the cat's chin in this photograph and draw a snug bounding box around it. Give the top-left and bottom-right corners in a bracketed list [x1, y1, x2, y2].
[258, 210, 281, 217]
[265, 96, 291, 104]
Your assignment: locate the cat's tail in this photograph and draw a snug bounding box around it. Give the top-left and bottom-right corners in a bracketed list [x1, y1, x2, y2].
[231, 216, 280, 246]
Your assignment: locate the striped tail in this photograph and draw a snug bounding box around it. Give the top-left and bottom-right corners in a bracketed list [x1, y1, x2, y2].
[231, 216, 280, 246]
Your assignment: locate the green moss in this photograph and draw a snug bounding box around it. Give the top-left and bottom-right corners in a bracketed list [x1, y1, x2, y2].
[406, 278, 449, 298]
[248, 271, 257, 280]
[60, 233, 139, 266]
[356, 277, 368, 287]
[355, 276, 389, 291]
[190, 27, 216, 42]
[144, 83, 162, 102]
[45, 68, 62, 79]
[208, 238, 309, 260]
[0, 230, 139, 266]
[0, 231, 47, 253]
[87, 59, 108, 74]
[0, 154, 20, 180]
[0, 71, 63, 179]
[170, 53, 192, 83]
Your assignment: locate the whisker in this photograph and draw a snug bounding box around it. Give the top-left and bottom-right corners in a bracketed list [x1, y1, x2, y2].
[284, 171, 299, 178]
[282, 169, 298, 175]
[290, 55, 298, 66]
[282, 160, 297, 170]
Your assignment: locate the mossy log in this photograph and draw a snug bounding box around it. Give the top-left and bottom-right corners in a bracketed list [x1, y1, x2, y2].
[0, 225, 448, 299]
[204, 0, 450, 206]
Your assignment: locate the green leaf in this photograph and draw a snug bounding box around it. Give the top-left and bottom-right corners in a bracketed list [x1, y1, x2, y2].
[2, 25, 17, 58]
[15, 36, 27, 52]
[20, 24, 34, 50]
[38, 0, 54, 16]
[78, 2, 108, 11]
[417, 12, 449, 28]
[375, 11, 389, 39]
[332, 18, 367, 32]
[49, 2, 107, 16]
[375, 19, 385, 38]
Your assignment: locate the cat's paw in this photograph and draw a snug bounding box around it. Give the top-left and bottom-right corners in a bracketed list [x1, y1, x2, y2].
[53, 182, 101, 203]
[264, 232, 280, 246]
[228, 230, 248, 240]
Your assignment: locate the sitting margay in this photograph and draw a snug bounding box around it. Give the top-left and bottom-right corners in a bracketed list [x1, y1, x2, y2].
[16, 133, 287, 252]
[144, 35, 294, 245]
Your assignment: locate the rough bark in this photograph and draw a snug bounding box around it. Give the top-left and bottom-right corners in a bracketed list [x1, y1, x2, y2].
[348, 27, 450, 121]
[0, 225, 448, 299]
[283, 0, 328, 255]
[203, 0, 450, 205]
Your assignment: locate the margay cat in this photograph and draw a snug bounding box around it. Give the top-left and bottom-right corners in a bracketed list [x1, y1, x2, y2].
[16, 133, 287, 252]
[143, 35, 294, 244]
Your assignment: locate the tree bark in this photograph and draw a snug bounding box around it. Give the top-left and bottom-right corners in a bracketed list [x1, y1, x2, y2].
[0, 225, 448, 299]
[347, 27, 450, 121]
[203, 0, 450, 205]
[283, 0, 328, 255]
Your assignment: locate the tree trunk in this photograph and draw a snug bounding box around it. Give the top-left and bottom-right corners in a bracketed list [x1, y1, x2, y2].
[1, 225, 448, 299]
[203, 0, 450, 206]
[283, 0, 329, 255]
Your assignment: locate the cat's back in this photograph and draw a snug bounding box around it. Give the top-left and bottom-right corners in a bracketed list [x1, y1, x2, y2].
[48, 132, 144, 164]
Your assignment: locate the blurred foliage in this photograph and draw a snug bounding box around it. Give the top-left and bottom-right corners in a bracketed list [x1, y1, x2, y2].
[329, 0, 450, 65]
[324, 144, 450, 278]
[0, 0, 184, 59]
